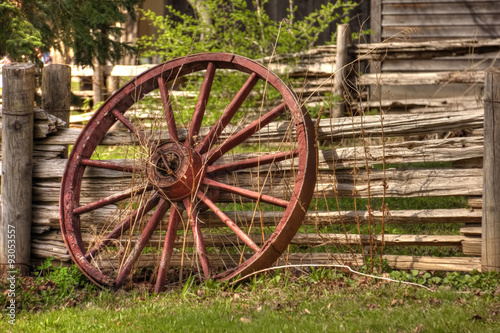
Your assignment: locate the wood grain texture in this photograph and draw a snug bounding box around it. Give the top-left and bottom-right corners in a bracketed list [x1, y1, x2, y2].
[482, 68, 500, 271]
[42, 64, 71, 125]
[0, 63, 35, 276]
[35, 109, 485, 146]
[332, 24, 351, 118]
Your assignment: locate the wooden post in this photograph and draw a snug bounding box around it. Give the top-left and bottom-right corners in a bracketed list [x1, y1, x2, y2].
[332, 24, 351, 118]
[370, 0, 382, 43]
[42, 64, 71, 126]
[0, 63, 35, 276]
[42, 64, 71, 157]
[482, 67, 500, 272]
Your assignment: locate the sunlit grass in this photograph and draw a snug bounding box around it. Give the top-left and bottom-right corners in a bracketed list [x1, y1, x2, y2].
[5, 273, 500, 333]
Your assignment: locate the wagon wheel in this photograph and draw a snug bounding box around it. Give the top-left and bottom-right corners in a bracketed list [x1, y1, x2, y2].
[60, 53, 316, 292]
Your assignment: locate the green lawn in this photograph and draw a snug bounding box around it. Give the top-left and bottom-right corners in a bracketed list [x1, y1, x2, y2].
[2, 269, 500, 333]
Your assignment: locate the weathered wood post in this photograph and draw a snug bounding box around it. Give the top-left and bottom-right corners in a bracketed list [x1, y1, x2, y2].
[332, 23, 351, 118]
[482, 67, 500, 272]
[42, 64, 71, 126]
[0, 63, 35, 276]
[42, 64, 71, 157]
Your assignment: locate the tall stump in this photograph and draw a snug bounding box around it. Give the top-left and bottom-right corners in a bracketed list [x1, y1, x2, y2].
[0, 63, 35, 276]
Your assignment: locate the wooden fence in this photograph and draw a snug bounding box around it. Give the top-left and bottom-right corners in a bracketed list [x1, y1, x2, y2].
[1, 38, 499, 277]
[25, 107, 486, 272]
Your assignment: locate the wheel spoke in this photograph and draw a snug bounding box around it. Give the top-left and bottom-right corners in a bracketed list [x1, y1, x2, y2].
[204, 102, 287, 165]
[196, 72, 259, 154]
[74, 184, 153, 215]
[115, 198, 171, 288]
[84, 194, 160, 260]
[111, 109, 148, 144]
[187, 62, 216, 147]
[158, 76, 180, 142]
[81, 158, 143, 174]
[207, 149, 299, 174]
[154, 204, 183, 293]
[202, 177, 289, 208]
[183, 197, 211, 278]
[196, 191, 261, 252]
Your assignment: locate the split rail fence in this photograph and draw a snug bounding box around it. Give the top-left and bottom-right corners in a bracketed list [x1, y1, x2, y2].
[1, 36, 499, 276]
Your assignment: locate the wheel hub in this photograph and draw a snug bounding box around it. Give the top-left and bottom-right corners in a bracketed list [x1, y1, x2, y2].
[147, 143, 205, 201]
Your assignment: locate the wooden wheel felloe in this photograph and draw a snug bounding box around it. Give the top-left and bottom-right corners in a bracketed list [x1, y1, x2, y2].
[60, 53, 317, 292]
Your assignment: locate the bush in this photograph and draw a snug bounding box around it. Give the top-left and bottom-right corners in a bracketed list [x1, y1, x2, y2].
[139, 0, 357, 61]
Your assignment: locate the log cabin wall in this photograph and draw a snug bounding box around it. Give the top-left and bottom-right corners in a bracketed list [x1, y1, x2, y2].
[370, 0, 500, 43]
[369, 0, 500, 100]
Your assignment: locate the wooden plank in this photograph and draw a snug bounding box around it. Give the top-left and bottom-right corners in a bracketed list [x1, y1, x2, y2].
[383, 14, 500, 27]
[353, 38, 500, 61]
[33, 144, 67, 159]
[32, 203, 481, 231]
[37, 251, 480, 272]
[355, 96, 481, 112]
[383, 2, 500, 15]
[313, 168, 482, 198]
[358, 71, 485, 86]
[462, 237, 481, 256]
[32, 231, 465, 255]
[293, 233, 465, 247]
[468, 197, 482, 209]
[286, 253, 481, 272]
[35, 110, 485, 146]
[31, 136, 484, 178]
[381, 58, 499, 72]
[382, 26, 500, 39]
[460, 224, 481, 236]
[0, 108, 66, 139]
[320, 136, 483, 168]
[371, 84, 483, 100]
[31, 167, 483, 203]
[382, 254, 480, 272]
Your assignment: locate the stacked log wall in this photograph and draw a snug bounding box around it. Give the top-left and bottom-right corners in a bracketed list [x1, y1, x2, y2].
[1, 38, 496, 272]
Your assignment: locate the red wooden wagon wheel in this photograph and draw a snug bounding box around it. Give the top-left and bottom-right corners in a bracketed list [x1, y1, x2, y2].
[60, 53, 316, 292]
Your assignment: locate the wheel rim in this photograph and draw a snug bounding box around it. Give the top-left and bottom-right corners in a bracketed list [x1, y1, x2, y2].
[60, 53, 317, 291]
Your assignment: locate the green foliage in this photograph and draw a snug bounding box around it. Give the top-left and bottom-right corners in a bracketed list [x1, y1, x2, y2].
[139, 0, 357, 61]
[0, 258, 97, 311]
[1, 0, 142, 66]
[389, 269, 500, 293]
[35, 258, 93, 291]
[5, 269, 500, 332]
[0, 2, 42, 61]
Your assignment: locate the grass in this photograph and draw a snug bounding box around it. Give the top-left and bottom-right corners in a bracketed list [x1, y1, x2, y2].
[2, 266, 500, 332]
